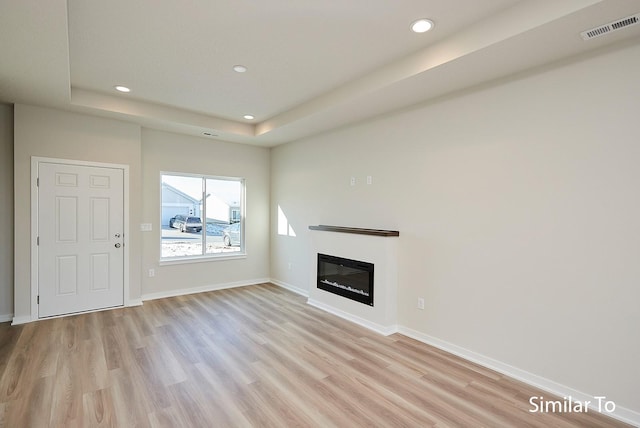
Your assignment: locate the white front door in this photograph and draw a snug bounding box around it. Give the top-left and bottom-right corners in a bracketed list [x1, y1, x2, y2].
[38, 162, 124, 318]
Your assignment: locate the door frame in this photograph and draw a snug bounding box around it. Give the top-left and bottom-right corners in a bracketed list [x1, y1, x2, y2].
[30, 156, 131, 321]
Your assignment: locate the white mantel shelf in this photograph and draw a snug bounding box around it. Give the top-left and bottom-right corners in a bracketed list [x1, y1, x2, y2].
[308, 225, 399, 237]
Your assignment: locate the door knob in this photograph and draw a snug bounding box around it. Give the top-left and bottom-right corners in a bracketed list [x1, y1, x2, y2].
[115, 243, 121, 248]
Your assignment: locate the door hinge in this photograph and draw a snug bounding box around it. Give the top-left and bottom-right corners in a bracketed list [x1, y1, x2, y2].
[37, 236, 39, 246]
[37, 295, 39, 304]
[37, 177, 39, 187]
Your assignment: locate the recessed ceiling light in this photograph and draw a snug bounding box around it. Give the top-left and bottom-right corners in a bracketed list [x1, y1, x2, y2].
[411, 19, 434, 33]
[244, 115, 255, 120]
[114, 85, 131, 93]
[233, 65, 248, 73]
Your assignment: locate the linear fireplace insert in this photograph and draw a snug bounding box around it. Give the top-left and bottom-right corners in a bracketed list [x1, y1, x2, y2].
[317, 253, 374, 306]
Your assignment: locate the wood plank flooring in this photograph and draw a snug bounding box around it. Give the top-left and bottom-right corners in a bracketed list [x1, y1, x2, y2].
[0, 283, 632, 427]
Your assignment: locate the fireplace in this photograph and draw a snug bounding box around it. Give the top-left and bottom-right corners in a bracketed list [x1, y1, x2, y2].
[317, 253, 374, 306]
[309, 226, 398, 335]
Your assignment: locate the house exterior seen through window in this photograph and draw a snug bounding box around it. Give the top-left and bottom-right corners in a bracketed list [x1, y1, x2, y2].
[161, 173, 244, 260]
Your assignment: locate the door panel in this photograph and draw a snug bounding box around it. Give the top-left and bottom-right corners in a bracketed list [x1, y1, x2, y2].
[38, 162, 124, 318]
[90, 253, 110, 291]
[56, 256, 77, 295]
[56, 196, 78, 242]
[90, 198, 110, 240]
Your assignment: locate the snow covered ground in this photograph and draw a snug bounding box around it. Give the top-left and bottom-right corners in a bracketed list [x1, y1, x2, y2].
[161, 226, 240, 258]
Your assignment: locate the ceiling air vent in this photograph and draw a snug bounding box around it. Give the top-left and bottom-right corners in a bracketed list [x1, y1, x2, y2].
[581, 13, 640, 40]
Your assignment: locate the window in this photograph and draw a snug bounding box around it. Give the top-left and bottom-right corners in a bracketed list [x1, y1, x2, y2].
[161, 173, 244, 260]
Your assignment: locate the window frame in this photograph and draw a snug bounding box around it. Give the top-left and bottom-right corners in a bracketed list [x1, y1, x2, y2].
[159, 171, 246, 264]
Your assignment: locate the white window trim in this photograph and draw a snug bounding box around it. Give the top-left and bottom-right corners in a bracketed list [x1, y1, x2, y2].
[159, 172, 246, 263]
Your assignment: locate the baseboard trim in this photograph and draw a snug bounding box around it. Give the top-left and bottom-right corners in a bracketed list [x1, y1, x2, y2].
[397, 325, 640, 427]
[0, 313, 14, 323]
[307, 298, 398, 336]
[141, 278, 271, 302]
[11, 315, 34, 325]
[127, 298, 143, 307]
[270, 279, 309, 297]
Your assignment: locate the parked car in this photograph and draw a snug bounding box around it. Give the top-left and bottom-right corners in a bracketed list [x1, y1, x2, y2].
[223, 222, 241, 246]
[169, 216, 176, 228]
[172, 215, 202, 232]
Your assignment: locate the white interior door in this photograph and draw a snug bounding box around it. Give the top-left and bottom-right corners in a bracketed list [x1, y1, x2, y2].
[38, 162, 124, 318]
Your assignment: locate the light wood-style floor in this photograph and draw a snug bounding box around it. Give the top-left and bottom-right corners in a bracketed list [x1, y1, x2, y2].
[0, 283, 631, 427]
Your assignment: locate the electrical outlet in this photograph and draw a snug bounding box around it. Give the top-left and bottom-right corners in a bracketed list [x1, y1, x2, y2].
[148, 268, 155, 277]
[367, 176, 372, 185]
[350, 177, 356, 186]
[417, 297, 425, 310]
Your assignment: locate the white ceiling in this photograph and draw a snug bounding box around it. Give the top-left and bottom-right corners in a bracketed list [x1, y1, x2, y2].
[1, 0, 639, 146]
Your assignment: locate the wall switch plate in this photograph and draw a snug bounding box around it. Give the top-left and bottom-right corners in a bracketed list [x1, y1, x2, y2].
[350, 177, 356, 186]
[140, 223, 152, 231]
[367, 176, 372, 185]
[417, 297, 425, 310]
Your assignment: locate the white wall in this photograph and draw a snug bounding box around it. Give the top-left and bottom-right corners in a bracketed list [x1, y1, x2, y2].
[0, 104, 14, 321]
[140, 129, 270, 298]
[13, 104, 143, 319]
[270, 41, 640, 415]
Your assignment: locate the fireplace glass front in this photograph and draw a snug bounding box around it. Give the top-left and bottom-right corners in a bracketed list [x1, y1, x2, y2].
[317, 253, 374, 306]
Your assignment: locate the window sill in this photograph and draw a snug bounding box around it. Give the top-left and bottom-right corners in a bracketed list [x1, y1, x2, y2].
[159, 253, 247, 266]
